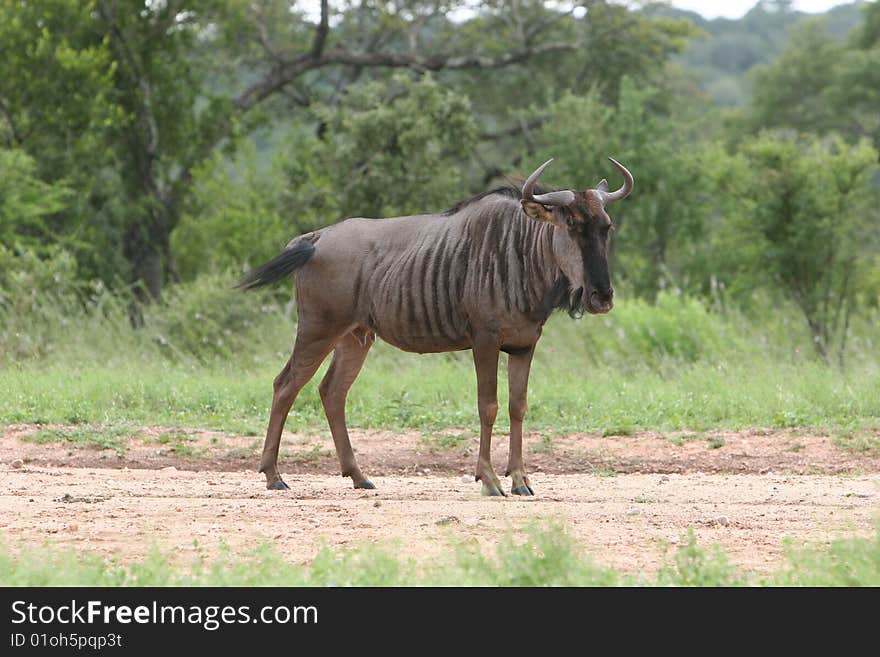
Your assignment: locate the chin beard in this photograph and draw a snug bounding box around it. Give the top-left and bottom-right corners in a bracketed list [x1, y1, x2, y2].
[544, 277, 588, 319]
[564, 285, 587, 319]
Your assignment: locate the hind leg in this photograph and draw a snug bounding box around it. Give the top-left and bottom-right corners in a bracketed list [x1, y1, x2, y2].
[259, 329, 340, 490]
[318, 330, 375, 489]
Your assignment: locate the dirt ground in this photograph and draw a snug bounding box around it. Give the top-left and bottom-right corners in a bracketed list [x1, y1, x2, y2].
[1, 424, 878, 575]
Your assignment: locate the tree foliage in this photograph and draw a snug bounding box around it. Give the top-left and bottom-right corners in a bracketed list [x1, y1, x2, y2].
[709, 134, 879, 362]
[1, 0, 878, 366]
[173, 74, 476, 278]
[749, 2, 880, 147]
[532, 80, 712, 297]
[0, 149, 72, 251]
[656, 0, 865, 108]
[319, 74, 477, 218]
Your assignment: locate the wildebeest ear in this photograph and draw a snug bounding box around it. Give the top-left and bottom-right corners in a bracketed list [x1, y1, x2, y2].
[596, 179, 609, 193]
[521, 200, 558, 224]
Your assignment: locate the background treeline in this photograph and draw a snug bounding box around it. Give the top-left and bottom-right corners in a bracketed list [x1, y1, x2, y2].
[1, 0, 879, 373]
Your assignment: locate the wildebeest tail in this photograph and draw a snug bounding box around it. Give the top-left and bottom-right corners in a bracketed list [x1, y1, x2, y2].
[236, 239, 316, 290]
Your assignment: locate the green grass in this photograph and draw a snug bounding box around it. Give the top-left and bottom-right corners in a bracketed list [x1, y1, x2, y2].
[420, 431, 469, 451]
[669, 432, 703, 446]
[833, 430, 880, 454]
[529, 433, 555, 454]
[1, 522, 878, 586]
[150, 432, 206, 457]
[1, 280, 878, 436]
[21, 425, 135, 456]
[601, 423, 635, 437]
[707, 436, 726, 449]
[2, 340, 878, 436]
[281, 444, 331, 463]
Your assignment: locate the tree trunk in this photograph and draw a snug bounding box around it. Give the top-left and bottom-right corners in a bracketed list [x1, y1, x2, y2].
[806, 317, 829, 364]
[124, 219, 165, 327]
[837, 297, 852, 371]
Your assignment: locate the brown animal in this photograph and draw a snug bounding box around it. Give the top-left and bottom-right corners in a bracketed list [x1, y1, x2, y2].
[239, 158, 633, 495]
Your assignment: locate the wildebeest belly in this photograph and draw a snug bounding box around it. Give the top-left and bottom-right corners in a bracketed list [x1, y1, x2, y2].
[374, 329, 472, 354]
[367, 294, 472, 354]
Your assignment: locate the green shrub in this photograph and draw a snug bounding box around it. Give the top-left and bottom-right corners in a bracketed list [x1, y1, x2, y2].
[144, 272, 290, 363]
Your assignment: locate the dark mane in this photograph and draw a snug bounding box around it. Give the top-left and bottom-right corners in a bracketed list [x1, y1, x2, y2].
[444, 184, 583, 319]
[443, 182, 568, 216]
[442, 186, 521, 215]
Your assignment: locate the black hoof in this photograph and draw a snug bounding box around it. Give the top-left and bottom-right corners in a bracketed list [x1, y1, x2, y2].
[267, 479, 290, 490]
[481, 484, 507, 497]
[511, 485, 535, 496]
[354, 480, 376, 489]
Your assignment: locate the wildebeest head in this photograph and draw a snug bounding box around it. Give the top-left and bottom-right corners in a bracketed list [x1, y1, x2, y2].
[520, 158, 633, 315]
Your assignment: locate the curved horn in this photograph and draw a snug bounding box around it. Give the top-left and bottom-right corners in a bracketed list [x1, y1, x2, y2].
[598, 157, 634, 204]
[522, 158, 576, 206]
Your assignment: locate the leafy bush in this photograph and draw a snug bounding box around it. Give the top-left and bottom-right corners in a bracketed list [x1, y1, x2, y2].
[144, 272, 290, 363]
[534, 288, 810, 371]
[0, 245, 102, 362]
[0, 148, 72, 250]
[172, 136, 334, 281]
[0, 267, 289, 366]
[173, 74, 477, 280]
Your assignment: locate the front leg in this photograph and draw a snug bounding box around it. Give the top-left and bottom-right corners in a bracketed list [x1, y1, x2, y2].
[472, 337, 504, 496]
[507, 347, 535, 495]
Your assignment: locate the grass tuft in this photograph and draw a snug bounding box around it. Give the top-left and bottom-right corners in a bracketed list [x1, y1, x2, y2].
[2, 522, 879, 586]
[22, 425, 134, 456]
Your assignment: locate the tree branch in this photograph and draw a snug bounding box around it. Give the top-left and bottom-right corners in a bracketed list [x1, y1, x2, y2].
[233, 39, 575, 112]
[150, 0, 186, 38]
[525, 5, 577, 44]
[323, 41, 576, 71]
[97, 2, 159, 184]
[232, 55, 313, 111]
[407, 13, 429, 56]
[253, 7, 282, 60]
[311, 0, 330, 60]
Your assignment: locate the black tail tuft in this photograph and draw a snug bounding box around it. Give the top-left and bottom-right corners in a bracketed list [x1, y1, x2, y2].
[236, 240, 316, 290]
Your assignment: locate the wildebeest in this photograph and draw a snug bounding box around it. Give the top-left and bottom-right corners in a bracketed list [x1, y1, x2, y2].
[239, 158, 633, 495]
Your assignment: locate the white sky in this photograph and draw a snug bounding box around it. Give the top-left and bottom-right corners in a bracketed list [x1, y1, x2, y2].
[297, 1, 854, 22]
[668, 0, 850, 19]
